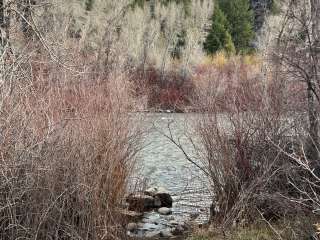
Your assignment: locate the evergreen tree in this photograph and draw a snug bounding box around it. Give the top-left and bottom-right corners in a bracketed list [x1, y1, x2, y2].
[204, 4, 235, 55]
[85, 0, 94, 11]
[224, 31, 236, 55]
[218, 0, 254, 53]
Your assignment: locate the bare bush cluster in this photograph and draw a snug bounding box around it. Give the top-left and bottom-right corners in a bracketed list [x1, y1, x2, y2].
[192, 59, 301, 227]
[186, 0, 320, 236]
[0, 1, 141, 239]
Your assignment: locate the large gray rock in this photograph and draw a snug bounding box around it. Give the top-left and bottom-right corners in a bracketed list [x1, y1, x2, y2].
[145, 186, 173, 208]
[155, 191, 173, 208]
[154, 196, 162, 207]
[126, 193, 155, 211]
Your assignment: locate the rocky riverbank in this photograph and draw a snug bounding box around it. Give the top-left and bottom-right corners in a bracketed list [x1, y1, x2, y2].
[123, 187, 196, 239]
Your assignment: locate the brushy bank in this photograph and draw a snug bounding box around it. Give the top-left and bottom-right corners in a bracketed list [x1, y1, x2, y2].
[0, 1, 143, 239]
[171, 47, 319, 240]
[181, 0, 320, 236]
[0, 54, 142, 239]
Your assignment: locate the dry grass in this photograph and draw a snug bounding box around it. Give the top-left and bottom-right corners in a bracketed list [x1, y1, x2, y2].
[189, 214, 318, 240]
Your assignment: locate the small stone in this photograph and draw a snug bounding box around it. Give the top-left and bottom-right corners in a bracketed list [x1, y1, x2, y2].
[127, 231, 134, 237]
[169, 220, 179, 225]
[126, 222, 138, 232]
[172, 225, 185, 236]
[160, 228, 173, 237]
[137, 222, 145, 228]
[158, 207, 172, 215]
[145, 230, 161, 238]
[145, 187, 158, 196]
[142, 212, 161, 223]
[156, 186, 169, 194]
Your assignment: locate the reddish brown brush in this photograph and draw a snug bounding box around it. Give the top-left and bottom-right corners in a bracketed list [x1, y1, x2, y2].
[0, 55, 141, 240]
[191, 57, 306, 228]
[131, 66, 194, 111]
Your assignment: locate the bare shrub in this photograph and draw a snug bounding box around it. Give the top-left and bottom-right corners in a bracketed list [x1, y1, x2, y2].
[0, 55, 141, 239]
[179, 58, 305, 228]
[131, 66, 195, 111]
[0, 1, 142, 239]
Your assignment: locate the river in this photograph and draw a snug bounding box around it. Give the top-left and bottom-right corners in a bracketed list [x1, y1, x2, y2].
[133, 113, 212, 222]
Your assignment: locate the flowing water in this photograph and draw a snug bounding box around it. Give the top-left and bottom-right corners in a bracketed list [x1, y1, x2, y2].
[133, 113, 212, 223]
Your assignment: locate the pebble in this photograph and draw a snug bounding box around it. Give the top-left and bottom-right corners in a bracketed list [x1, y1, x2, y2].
[145, 187, 158, 196]
[160, 229, 173, 237]
[127, 222, 138, 232]
[145, 230, 161, 238]
[169, 220, 179, 225]
[158, 207, 172, 215]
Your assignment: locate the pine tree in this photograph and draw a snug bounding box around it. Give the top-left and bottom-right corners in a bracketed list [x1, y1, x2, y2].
[85, 0, 94, 11]
[224, 31, 236, 55]
[218, 0, 254, 53]
[204, 4, 235, 55]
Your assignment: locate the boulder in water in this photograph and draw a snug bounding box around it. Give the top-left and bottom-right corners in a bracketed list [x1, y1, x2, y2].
[144, 186, 173, 208]
[154, 196, 162, 207]
[155, 191, 173, 208]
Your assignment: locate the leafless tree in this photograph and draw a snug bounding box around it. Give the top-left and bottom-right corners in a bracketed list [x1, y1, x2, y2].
[275, 0, 320, 162]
